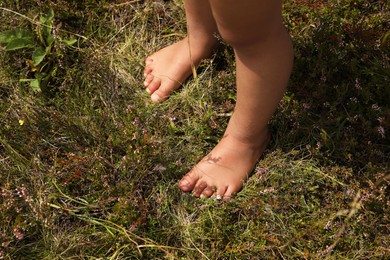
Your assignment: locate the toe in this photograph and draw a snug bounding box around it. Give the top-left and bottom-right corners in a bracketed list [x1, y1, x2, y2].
[192, 181, 207, 197]
[151, 92, 164, 102]
[146, 77, 161, 94]
[223, 188, 237, 200]
[213, 186, 227, 201]
[224, 184, 241, 200]
[143, 59, 153, 77]
[144, 74, 153, 87]
[145, 57, 153, 66]
[179, 168, 201, 192]
[151, 87, 170, 102]
[200, 186, 215, 198]
[143, 65, 153, 77]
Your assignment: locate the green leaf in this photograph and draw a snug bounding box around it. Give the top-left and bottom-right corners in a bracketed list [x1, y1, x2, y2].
[30, 79, 41, 93]
[15, 29, 33, 39]
[19, 78, 41, 92]
[40, 8, 54, 24]
[41, 23, 53, 41]
[34, 72, 46, 80]
[5, 38, 34, 51]
[0, 29, 33, 44]
[40, 9, 54, 43]
[42, 9, 54, 31]
[44, 9, 55, 24]
[32, 47, 46, 66]
[62, 38, 77, 46]
[0, 30, 17, 43]
[46, 34, 55, 47]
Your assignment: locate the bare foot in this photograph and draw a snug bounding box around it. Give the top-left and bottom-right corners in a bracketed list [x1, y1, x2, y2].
[144, 37, 216, 102]
[178, 128, 270, 199]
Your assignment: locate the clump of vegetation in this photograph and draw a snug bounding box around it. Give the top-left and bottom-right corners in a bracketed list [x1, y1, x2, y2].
[0, 8, 77, 93]
[0, 0, 388, 258]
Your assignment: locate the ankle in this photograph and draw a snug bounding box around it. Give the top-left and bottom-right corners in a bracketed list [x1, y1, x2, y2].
[225, 123, 270, 148]
[187, 33, 218, 53]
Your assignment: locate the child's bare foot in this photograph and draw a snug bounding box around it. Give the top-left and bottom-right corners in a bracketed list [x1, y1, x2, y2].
[144, 37, 216, 102]
[178, 128, 270, 199]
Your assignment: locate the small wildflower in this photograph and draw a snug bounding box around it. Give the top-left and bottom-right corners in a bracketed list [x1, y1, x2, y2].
[168, 116, 177, 121]
[259, 187, 276, 194]
[13, 227, 24, 240]
[302, 103, 311, 110]
[354, 78, 362, 90]
[18, 119, 24, 126]
[213, 195, 222, 201]
[349, 97, 358, 103]
[324, 220, 332, 230]
[377, 126, 385, 138]
[1, 241, 10, 248]
[256, 168, 267, 175]
[371, 104, 381, 111]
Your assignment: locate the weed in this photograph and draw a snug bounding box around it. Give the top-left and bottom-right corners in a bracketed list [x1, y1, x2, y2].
[0, 8, 77, 94]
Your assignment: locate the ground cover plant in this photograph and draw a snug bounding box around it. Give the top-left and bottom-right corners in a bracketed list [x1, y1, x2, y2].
[0, 0, 388, 258]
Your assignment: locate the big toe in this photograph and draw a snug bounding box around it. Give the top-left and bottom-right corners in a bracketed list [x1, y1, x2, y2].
[146, 77, 162, 94]
[179, 168, 201, 192]
[151, 87, 171, 102]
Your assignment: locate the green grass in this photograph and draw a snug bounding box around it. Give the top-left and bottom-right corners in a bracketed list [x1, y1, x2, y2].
[0, 0, 389, 258]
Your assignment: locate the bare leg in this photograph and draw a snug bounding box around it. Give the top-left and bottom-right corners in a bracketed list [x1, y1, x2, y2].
[178, 0, 293, 198]
[144, 0, 218, 102]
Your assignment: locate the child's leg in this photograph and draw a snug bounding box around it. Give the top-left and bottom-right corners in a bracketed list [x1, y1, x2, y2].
[178, 0, 293, 198]
[144, 0, 218, 102]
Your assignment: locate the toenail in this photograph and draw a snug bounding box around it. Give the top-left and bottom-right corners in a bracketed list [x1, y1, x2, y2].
[151, 94, 162, 102]
[144, 81, 149, 87]
[180, 180, 189, 187]
[200, 194, 206, 199]
[145, 88, 151, 94]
